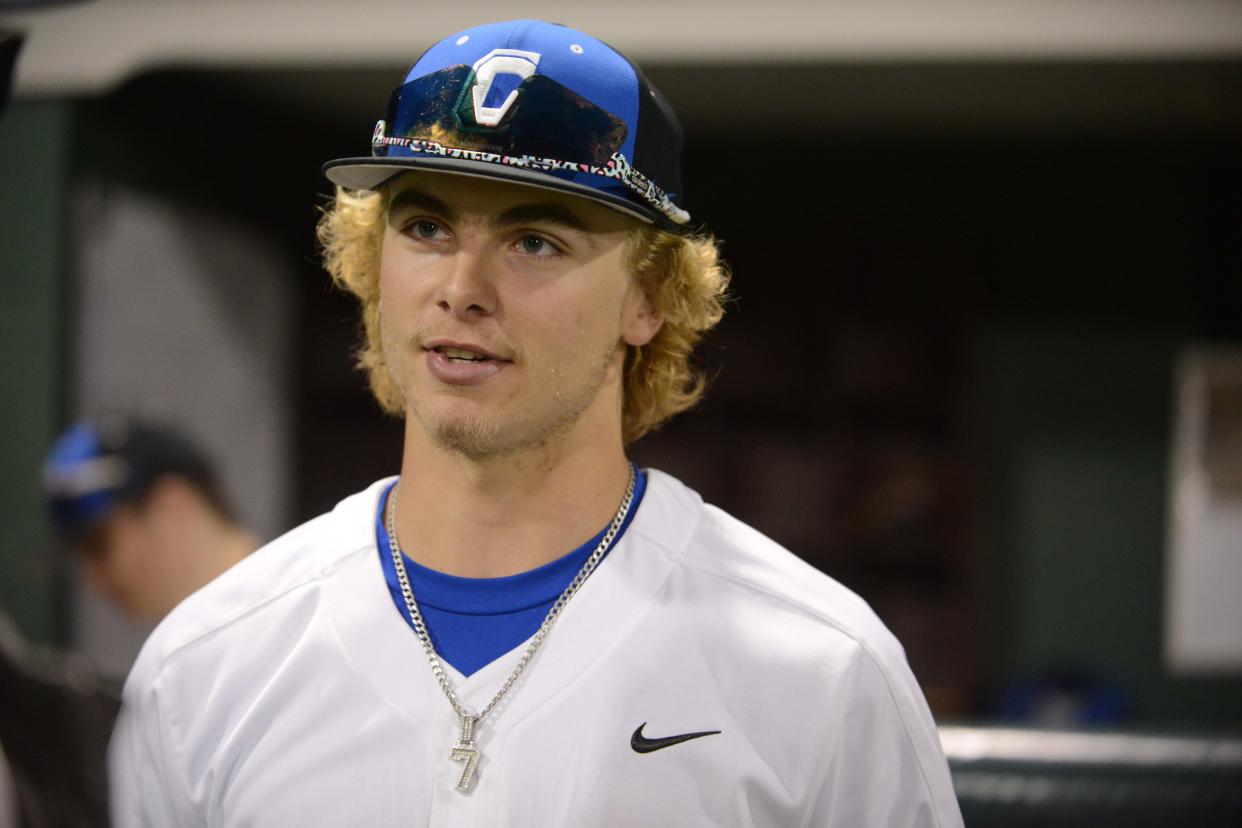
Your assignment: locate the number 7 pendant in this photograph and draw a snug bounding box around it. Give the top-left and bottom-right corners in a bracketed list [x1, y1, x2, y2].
[450, 714, 480, 791]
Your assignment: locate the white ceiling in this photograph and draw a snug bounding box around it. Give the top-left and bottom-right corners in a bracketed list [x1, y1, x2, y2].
[6, 0, 1242, 96]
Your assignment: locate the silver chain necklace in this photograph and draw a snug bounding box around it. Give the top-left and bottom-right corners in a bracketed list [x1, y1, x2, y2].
[385, 464, 637, 792]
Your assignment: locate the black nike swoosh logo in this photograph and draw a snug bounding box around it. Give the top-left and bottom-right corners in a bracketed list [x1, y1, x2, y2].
[630, 722, 722, 754]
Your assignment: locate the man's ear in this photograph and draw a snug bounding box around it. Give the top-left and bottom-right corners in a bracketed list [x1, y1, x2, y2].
[622, 291, 664, 347]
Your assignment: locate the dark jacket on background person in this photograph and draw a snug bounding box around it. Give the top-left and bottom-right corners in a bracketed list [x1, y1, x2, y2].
[0, 608, 119, 828]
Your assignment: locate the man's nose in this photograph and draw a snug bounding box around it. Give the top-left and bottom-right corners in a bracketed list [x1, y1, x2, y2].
[437, 244, 498, 320]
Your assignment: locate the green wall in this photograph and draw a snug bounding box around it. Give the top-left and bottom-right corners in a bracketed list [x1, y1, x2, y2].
[971, 129, 1242, 728]
[983, 324, 1242, 727]
[0, 100, 72, 645]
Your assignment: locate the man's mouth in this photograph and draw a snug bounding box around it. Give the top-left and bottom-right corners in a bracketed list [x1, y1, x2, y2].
[421, 342, 509, 385]
[435, 346, 490, 363]
[423, 341, 511, 363]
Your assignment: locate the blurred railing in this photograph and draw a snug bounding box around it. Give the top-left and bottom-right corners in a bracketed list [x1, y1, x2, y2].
[941, 724, 1242, 828]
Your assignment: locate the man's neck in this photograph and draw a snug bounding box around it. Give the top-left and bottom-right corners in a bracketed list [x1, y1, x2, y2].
[390, 429, 633, 579]
[158, 515, 258, 621]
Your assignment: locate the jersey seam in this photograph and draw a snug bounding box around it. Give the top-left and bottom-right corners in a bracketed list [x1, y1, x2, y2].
[680, 556, 868, 641]
[149, 670, 206, 828]
[149, 540, 372, 670]
[628, 514, 697, 562]
[320, 593, 428, 728]
[681, 559, 948, 828]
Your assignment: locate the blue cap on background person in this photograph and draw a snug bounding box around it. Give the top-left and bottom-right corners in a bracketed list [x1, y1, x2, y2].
[42, 415, 219, 538]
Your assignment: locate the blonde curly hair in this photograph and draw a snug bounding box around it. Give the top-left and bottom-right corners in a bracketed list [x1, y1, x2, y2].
[317, 184, 730, 444]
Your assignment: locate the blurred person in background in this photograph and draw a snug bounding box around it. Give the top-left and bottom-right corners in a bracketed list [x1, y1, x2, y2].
[0, 416, 256, 827]
[42, 414, 258, 625]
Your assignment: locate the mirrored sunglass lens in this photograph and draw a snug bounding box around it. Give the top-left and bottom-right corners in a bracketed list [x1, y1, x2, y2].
[381, 67, 628, 166]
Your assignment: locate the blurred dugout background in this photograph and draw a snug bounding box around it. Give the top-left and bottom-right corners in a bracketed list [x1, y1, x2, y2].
[1, 2, 1241, 821]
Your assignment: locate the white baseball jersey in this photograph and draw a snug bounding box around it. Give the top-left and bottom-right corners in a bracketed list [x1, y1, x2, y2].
[110, 470, 963, 827]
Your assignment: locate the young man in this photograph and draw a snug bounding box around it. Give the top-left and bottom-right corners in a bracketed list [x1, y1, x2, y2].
[44, 415, 258, 626]
[110, 20, 963, 826]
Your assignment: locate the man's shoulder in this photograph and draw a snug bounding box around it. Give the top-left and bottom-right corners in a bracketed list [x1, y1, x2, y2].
[638, 470, 961, 826]
[643, 468, 907, 666]
[123, 478, 392, 693]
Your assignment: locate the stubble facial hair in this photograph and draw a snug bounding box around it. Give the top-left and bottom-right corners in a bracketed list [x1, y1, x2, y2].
[380, 314, 619, 461]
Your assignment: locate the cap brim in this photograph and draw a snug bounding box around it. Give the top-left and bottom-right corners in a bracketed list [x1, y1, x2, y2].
[323, 156, 674, 229]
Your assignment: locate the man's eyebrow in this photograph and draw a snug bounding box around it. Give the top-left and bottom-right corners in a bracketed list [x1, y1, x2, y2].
[389, 189, 599, 246]
[494, 203, 591, 235]
[388, 189, 456, 221]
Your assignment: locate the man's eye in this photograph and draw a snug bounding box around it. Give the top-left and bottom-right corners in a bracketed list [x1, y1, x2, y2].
[409, 220, 446, 240]
[517, 235, 557, 257]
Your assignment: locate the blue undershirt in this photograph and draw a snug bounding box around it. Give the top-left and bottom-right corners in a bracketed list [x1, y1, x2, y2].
[376, 467, 647, 677]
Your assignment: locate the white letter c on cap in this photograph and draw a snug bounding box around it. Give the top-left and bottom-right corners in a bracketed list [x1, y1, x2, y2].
[470, 49, 541, 127]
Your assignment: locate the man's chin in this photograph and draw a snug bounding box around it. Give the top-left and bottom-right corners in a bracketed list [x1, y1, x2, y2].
[426, 415, 505, 459]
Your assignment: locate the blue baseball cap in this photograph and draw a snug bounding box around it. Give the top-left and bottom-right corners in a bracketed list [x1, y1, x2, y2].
[42, 416, 216, 538]
[323, 19, 691, 230]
